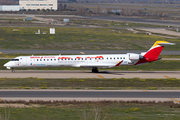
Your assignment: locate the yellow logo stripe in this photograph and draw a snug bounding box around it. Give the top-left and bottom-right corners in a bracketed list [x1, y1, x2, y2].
[152, 41, 169, 48]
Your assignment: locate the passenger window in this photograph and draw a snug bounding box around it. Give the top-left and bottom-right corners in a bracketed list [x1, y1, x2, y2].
[120, 57, 122, 59]
[90, 58, 91, 60]
[47, 59, 49, 61]
[123, 57, 125, 59]
[71, 58, 73, 60]
[110, 58, 112, 59]
[85, 58, 87, 60]
[40, 59, 42, 61]
[37, 59, 38, 61]
[114, 58, 115, 59]
[117, 57, 119, 59]
[44, 59, 45, 61]
[51, 59, 52, 61]
[75, 58, 76, 60]
[54, 59, 56, 61]
[107, 58, 108, 60]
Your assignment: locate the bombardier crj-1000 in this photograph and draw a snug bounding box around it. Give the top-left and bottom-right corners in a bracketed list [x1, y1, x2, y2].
[4, 41, 175, 73]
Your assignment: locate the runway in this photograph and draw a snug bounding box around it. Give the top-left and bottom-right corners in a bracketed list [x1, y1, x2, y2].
[0, 70, 180, 79]
[85, 16, 180, 27]
[0, 90, 180, 102]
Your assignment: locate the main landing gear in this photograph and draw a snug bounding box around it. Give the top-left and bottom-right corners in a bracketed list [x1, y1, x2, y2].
[12, 68, 15, 73]
[92, 67, 99, 73]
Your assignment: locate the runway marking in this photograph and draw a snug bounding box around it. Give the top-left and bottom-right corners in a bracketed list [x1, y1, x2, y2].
[169, 98, 180, 103]
[0, 98, 3, 101]
[164, 76, 170, 78]
[80, 52, 85, 54]
[141, 90, 150, 92]
[97, 75, 105, 78]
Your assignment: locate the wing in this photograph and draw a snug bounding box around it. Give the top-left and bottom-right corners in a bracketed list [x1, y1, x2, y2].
[79, 61, 123, 68]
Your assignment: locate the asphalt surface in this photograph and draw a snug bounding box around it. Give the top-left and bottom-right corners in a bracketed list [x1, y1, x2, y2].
[0, 49, 180, 55]
[0, 90, 179, 98]
[2, 14, 180, 27]
[0, 90, 179, 102]
[0, 70, 180, 79]
[85, 16, 180, 27]
[71, 3, 180, 12]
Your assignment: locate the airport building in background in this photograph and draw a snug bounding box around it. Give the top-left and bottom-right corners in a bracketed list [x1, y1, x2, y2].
[0, 5, 20, 11]
[19, 0, 57, 10]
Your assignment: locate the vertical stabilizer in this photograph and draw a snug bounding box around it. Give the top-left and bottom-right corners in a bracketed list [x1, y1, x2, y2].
[143, 41, 175, 62]
[135, 41, 175, 65]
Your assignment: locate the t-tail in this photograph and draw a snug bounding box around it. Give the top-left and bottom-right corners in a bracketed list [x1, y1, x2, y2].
[135, 41, 175, 65]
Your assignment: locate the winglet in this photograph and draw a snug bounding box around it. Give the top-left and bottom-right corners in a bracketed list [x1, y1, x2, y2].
[115, 60, 123, 66]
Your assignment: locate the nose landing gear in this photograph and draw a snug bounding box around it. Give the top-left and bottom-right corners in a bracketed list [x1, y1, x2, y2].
[12, 68, 15, 73]
[92, 67, 99, 73]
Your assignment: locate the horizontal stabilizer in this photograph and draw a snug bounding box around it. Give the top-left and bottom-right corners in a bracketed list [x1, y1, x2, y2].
[157, 43, 175, 46]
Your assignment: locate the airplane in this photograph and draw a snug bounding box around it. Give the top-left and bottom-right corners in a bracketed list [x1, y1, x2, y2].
[4, 41, 175, 73]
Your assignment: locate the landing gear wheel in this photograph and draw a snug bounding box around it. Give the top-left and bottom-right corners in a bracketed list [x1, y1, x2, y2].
[92, 68, 99, 73]
[95, 69, 99, 73]
[12, 68, 15, 73]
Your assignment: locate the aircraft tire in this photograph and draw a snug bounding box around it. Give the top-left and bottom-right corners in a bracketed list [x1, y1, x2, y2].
[92, 69, 99, 73]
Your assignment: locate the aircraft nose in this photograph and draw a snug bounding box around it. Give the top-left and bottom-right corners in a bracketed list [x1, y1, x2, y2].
[4, 62, 11, 67]
[4, 62, 11, 69]
[4, 63, 8, 67]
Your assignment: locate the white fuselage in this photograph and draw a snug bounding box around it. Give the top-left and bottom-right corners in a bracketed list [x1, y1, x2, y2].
[4, 53, 141, 69]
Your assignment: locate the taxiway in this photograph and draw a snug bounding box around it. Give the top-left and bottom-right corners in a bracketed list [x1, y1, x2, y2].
[0, 70, 180, 79]
[0, 90, 179, 102]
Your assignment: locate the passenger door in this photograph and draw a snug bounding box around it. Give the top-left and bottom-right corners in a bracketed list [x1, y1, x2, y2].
[22, 57, 27, 66]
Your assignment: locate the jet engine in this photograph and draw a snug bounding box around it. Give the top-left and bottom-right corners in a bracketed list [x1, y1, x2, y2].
[128, 53, 144, 60]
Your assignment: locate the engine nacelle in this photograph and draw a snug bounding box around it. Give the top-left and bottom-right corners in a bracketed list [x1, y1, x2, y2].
[128, 53, 140, 60]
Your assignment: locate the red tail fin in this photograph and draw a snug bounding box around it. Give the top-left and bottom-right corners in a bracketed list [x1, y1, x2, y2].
[143, 41, 175, 62]
[135, 41, 175, 65]
[144, 46, 164, 62]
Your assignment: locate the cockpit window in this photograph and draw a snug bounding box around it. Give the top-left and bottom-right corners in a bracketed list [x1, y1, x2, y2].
[11, 59, 19, 61]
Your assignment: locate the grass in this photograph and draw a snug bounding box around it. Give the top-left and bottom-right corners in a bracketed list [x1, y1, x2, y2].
[110, 60, 180, 71]
[0, 100, 180, 120]
[161, 55, 180, 58]
[0, 27, 179, 50]
[0, 54, 180, 58]
[0, 77, 180, 90]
